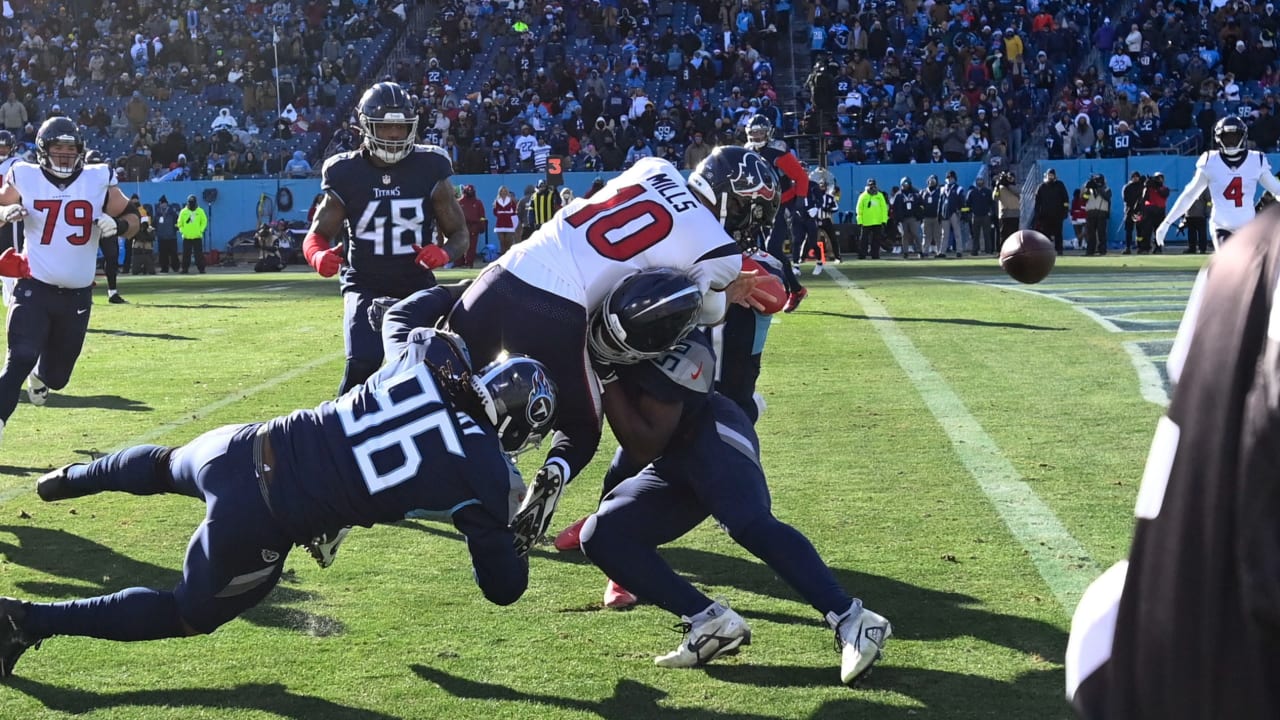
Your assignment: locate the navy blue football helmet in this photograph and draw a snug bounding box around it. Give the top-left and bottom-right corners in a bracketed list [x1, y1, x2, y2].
[36, 117, 84, 179]
[687, 146, 780, 233]
[357, 82, 417, 164]
[744, 114, 772, 150]
[0, 130, 13, 158]
[471, 354, 558, 455]
[589, 268, 703, 365]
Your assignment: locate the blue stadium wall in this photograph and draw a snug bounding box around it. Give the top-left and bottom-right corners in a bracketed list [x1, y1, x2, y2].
[115, 157, 1241, 251]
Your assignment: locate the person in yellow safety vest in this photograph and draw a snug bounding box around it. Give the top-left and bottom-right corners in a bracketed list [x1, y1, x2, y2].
[177, 194, 208, 274]
[855, 178, 889, 260]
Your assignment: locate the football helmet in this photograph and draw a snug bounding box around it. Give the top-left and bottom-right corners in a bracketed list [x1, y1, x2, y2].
[589, 268, 703, 365]
[687, 146, 781, 234]
[36, 116, 85, 179]
[744, 114, 773, 150]
[85, 149, 104, 164]
[0, 130, 13, 159]
[1215, 115, 1247, 161]
[470, 354, 558, 455]
[357, 82, 418, 164]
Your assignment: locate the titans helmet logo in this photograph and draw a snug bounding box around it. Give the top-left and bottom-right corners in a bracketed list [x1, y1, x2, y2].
[525, 368, 555, 426]
[729, 154, 777, 201]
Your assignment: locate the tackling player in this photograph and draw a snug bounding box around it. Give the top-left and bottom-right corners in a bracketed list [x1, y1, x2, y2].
[0, 328, 556, 677]
[1156, 116, 1280, 250]
[304, 81, 470, 395]
[579, 324, 892, 686]
[446, 147, 783, 553]
[0, 117, 140, 448]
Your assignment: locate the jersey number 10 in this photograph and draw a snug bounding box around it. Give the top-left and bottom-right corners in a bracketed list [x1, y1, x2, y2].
[565, 184, 674, 260]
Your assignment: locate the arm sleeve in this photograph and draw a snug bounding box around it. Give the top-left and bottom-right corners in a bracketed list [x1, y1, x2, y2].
[381, 287, 457, 359]
[775, 152, 809, 196]
[452, 504, 528, 606]
[1161, 167, 1210, 228]
[1259, 159, 1280, 198]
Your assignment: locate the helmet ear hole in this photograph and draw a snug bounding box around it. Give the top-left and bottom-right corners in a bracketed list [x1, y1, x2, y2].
[688, 146, 781, 234]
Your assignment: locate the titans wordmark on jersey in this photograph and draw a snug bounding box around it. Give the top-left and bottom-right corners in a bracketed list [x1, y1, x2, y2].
[321, 144, 454, 295]
[5, 161, 114, 289]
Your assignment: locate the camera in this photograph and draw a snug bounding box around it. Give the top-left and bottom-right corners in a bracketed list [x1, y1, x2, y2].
[996, 172, 1015, 188]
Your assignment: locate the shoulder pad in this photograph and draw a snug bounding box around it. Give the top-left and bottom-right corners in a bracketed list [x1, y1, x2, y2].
[414, 143, 455, 172]
[767, 139, 788, 151]
[320, 150, 355, 175]
[650, 336, 715, 395]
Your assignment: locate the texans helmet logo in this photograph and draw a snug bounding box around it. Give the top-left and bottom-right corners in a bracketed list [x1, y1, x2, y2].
[730, 155, 777, 201]
[525, 368, 555, 426]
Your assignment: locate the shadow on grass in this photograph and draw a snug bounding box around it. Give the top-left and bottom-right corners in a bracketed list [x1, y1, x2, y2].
[412, 663, 1068, 719]
[800, 310, 1068, 332]
[5, 678, 403, 720]
[140, 303, 246, 310]
[34, 394, 151, 411]
[0, 525, 345, 637]
[0, 464, 50, 477]
[86, 328, 198, 341]
[396, 522, 1066, 661]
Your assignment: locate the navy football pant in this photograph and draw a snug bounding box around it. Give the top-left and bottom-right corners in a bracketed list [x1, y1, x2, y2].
[447, 265, 600, 478]
[22, 423, 294, 641]
[765, 203, 803, 294]
[340, 287, 393, 395]
[0, 278, 92, 421]
[581, 395, 851, 618]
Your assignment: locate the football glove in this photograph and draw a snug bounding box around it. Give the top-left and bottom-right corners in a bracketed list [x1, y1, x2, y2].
[96, 215, 125, 239]
[0, 248, 30, 278]
[1154, 221, 1170, 248]
[511, 460, 567, 556]
[308, 243, 344, 277]
[0, 205, 26, 223]
[412, 243, 450, 270]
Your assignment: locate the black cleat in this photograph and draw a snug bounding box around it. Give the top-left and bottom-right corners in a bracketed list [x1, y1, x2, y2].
[36, 464, 92, 502]
[0, 598, 41, 679]
[108, 294, 128, 304]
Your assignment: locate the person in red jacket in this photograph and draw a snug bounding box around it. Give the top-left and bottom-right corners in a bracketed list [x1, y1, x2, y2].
[491, 185, 519, 256]
[458, 184, 487, 267]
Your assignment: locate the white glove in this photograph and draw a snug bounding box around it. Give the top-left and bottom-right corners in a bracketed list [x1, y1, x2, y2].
[96, 215, 121, 238]
[0, 205, 26, 223]
[1154, 222, 1170, 248]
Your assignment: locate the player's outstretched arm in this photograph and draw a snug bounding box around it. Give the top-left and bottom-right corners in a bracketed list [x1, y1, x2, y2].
[1260, 168, 1280, 200]
[431, 178, 470, 265]
[1157, 169, 1208, 245]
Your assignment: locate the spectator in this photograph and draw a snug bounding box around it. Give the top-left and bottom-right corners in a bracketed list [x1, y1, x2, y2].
[284, 151, 312, 178]
[939, 171, 968, 258]
[0, 93, 26, 133]
[1033, 168, 1071, 255]
[967, 176, 995, 255]
[210, 108, 237, 134]
[492, 186, 519, 256]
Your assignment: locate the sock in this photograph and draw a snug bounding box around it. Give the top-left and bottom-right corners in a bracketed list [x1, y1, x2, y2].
[108, 289, 119, 297]
[23, 587, 188, 641]
[66, 445, 176, 496]
[730, 515, 853, 617]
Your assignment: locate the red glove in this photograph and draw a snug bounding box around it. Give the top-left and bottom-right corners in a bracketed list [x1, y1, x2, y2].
[0, 248, 30, 279]
[412, 243, 450, 270]
[303, 233, 344, 278]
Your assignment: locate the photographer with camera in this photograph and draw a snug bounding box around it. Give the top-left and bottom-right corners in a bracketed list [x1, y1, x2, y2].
[1138, 172, 1169, 254]
[806, 57, 837, 138]
[1121, 171, 1145, 254]
[994, 171, 1021, 241]
[1083, 174, 1112, 256]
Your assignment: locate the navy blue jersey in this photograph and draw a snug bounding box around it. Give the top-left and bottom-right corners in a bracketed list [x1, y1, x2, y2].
[263, 330, 520, 542]
[321, 145, 454, 297]
[708, 252, 783, 421]
[613, 331, 716, 444]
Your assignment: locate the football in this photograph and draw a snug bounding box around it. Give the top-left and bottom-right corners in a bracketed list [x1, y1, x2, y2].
[999, 229, 1056, 284]
[742, 255, 788, 315]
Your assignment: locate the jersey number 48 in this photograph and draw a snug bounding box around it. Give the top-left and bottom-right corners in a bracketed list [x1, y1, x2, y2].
[353, 198, 426, 255]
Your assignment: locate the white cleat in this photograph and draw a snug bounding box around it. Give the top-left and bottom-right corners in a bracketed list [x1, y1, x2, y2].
[828, 603, 892, 686]
[304, 527, 350, 569]
[812, 263, 824, 276]
[655, 601, 751, 668]
[26, 374, 47, 407]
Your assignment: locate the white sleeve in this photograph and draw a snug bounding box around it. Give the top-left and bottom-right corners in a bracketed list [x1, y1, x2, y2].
[1161, 165, 1209, 228]
[1259, 156, 1280, 198]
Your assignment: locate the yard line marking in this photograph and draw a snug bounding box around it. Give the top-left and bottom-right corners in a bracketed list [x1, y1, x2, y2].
[828, 268, 1099, 612]
[204, 287, 230, 293]
[111, 351, 343, 451]
[1123, 341, 1170, 407]
[936, 277, 1126, 332]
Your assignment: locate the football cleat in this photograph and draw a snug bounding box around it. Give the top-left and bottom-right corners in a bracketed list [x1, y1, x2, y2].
[108, 294, 128, 304]
[827, 603, 892, 686]
[782, 287, 808, 313]
[27, 374, 48, 406]
[0, 598, 42, 678]
[36, 464, 91, 502]
[553, 516, 588, 552]
[812, 263, 824, 276]
[303, 527, 351, 569]
[655, 601, 751, 668]
[603, 580, 638, 609]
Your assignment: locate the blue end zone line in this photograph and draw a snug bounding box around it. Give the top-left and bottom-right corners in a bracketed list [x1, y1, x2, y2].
[827, 267, 1100, 613]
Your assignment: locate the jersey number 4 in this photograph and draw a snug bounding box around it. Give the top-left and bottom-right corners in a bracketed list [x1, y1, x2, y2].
[33, 199, 94, 245]
[565, 184, 673, 260]
[1222, 176, 1245, 208]
[353, 198, 425, 255]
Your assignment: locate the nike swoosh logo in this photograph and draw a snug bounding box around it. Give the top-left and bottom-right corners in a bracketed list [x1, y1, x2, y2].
[76, 309, 88, 315]
[690, 363, 703, 380]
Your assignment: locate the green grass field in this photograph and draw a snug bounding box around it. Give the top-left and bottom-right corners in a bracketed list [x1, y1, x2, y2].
[0, 255, 1205, 719]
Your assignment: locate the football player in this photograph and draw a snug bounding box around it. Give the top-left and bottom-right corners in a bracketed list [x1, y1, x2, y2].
[1066, 206, 1280, 719]
[1156, 116, 1280, 250]
[745, 115, 810, 312]
[578, 321, 892, 685]
[446, 148, 783, 554]
[0, 117, 140, 447]
[304, 81, 470, 395]
[0, 129, 20, 307]
[0, 329, 557, 677]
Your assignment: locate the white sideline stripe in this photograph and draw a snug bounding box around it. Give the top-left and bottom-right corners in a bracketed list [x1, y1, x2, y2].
[828, 268, 1099, 612]
[1123, 341, 1170, 407]
[110, 351, 343, 451]
[935, 277, 1125, 332]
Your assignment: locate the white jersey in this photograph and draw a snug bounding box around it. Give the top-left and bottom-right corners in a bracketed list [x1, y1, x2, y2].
[497, 157, 741, 311]
[1197, 150, 1273, 230]
[4, 161, 115, 288]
